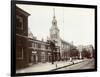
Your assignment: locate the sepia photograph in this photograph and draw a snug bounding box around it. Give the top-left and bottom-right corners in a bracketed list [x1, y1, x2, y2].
[11, 1, 97, 76]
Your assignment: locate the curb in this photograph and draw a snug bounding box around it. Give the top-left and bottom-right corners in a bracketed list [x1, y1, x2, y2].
[50, 60, 84, 71]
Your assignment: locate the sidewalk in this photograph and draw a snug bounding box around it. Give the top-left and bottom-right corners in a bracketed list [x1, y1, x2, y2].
[16, 59, 84, 73]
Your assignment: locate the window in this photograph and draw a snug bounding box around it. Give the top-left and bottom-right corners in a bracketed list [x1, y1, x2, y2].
[37, 43, 41, 48]
[34, 43, 37, 48]
[45, 45, 48, 49]
[32, 42, 35, 48]
[16, 15, 23, 29]
[16, 47, 23, 60]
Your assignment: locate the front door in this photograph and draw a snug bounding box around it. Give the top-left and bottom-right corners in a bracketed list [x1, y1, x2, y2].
[31, 54, 37, 64]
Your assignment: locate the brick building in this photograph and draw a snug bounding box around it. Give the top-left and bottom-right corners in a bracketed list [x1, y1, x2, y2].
[16, 6, 30, 69]
[28, 32, 60, 64]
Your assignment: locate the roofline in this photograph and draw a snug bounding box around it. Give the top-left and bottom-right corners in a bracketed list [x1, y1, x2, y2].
[16, 6, 30, 16]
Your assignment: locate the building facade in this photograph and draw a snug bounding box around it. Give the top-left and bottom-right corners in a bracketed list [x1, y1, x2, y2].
[28, 31, 60, 64]
[16, 6, 30, 69]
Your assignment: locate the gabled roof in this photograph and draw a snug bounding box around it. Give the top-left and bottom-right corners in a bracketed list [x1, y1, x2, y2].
[16, 6, 30, 16]
[61, 39, 71, 46]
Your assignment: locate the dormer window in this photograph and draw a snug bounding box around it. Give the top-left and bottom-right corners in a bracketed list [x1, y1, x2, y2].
[16, 15, 23, 30]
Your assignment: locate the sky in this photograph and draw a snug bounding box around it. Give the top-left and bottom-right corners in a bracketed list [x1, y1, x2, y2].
[16, 4, 95, 47]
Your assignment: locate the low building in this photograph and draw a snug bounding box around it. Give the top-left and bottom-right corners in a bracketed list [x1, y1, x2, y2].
[60, 40, 73, 60]
[28, 31, 60, 64]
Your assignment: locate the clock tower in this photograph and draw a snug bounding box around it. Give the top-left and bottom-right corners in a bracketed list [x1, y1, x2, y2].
[50, 8, 60, 46]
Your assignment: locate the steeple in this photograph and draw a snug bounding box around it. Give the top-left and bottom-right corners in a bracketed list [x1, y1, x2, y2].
[50, 8, 60, 45]
[52, 8, 57, 26]
[53, 8, 55, 18]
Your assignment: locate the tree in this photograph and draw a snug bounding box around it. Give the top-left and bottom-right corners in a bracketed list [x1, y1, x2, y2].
[47, 40, 56, 64]
[69, 47, 79, 59]
[81, 48, 91, 59]
[92, 48, 95, 58]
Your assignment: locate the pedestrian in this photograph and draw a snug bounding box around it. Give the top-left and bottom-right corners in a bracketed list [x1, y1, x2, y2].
[72, 61, 74, 64]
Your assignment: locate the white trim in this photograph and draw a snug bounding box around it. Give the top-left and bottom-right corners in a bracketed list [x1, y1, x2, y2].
[16, 34, 28, 38]
[32, 51, 37, 54]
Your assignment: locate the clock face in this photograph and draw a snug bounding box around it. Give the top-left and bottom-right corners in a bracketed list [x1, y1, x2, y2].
[53, 22, 56, 25]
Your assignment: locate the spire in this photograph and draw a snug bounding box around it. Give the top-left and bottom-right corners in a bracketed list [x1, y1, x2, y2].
[52, 8, 57, 26]
[53, 8, 55, 18]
